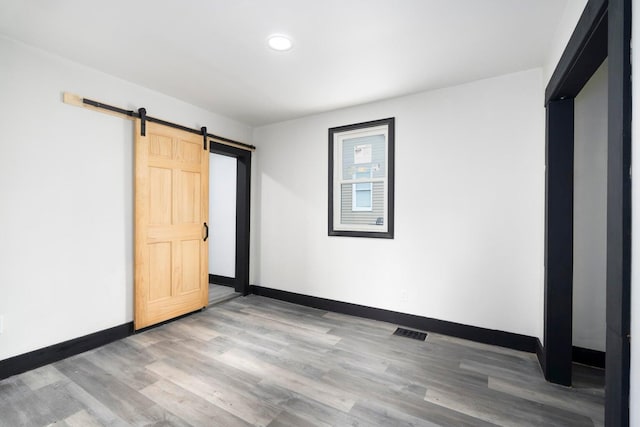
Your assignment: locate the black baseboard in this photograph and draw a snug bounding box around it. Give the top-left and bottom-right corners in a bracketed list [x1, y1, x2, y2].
[0, 322, 133, 381]
[209, 274, 236, 288]
[529, 339, 605, 373]
[573, 346, 605, 369]
[250, 285, 537, 353]
[536, 338, 546, 373]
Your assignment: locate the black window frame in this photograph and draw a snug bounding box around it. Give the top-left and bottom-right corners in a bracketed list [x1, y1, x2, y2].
[328, 117, 395, 239]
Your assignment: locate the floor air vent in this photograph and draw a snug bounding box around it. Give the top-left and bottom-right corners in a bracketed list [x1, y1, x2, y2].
[393, 327, 427, 341]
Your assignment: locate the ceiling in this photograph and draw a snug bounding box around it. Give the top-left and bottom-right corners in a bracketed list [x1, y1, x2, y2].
[0, 0, 568, 126]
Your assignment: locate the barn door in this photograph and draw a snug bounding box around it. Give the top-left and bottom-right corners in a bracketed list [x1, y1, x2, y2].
[134, 120, 209, 330]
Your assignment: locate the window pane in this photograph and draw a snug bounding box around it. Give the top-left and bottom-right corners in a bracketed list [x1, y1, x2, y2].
[355, 189, 372, 208]
[340, 182, 385, 225]
[342, 134, 386, 181]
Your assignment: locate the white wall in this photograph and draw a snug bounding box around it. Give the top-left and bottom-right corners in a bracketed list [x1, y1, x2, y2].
[209, 154, 237, 278]
[0, 36, 252, 361]
[572, 59, 607, 352]
[253, 69, 545, 339]
[630, 2, 639, 423]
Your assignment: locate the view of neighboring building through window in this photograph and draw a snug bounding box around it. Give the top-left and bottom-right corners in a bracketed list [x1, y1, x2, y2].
[339, 133, 386, 226]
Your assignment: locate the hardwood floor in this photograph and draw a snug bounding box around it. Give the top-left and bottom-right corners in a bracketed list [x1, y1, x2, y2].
[0, 295, 604, 426]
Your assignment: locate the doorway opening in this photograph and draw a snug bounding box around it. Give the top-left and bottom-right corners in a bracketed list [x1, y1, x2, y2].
[209, 140, 252, 297]
[542, 0, 630, 425]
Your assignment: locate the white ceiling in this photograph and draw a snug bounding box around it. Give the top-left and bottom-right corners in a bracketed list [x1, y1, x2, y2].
[0, 0, 568, 126]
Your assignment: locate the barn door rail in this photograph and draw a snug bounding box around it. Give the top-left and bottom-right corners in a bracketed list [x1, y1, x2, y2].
[63, 92, 255, 152]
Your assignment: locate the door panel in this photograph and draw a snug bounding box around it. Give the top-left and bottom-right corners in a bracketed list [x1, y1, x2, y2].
[148, 242, 172, 301]
[177, 171, 201, 223]
[180, 239, 201, 293]
[149, 167, 172, 224]
[135, 120, 208, 330]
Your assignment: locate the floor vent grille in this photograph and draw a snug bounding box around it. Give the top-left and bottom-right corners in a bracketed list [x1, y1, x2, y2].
[393, 327, 427, 341]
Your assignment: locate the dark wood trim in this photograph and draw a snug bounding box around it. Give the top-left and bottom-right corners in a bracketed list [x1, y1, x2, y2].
[209, 274, 236, 287]
[235, 148, 251, 296]
[209, 143, 252, 296]
[328, 117, 395, 239]
[0, 323, 133, 381]
[545, 0, 608, 104]
[573, 346, 606, 369]
[543, 98, 574, 387]
[250, 285, 537, 353]
[605, 0, 631, 424]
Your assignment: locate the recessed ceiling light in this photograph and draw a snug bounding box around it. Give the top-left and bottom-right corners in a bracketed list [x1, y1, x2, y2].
[268, 34, 293, 51]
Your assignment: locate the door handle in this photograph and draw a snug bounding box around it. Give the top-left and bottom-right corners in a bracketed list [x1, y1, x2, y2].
[204, 222, 209, 241]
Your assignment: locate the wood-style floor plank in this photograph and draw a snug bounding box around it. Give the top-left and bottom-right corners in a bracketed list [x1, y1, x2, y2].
[62, 409, 104, 427]
[142, 379, 252, 427]
[0, 295, 604, 426]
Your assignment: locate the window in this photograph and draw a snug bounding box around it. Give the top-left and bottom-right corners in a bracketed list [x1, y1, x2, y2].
[328, 117, 394, 238]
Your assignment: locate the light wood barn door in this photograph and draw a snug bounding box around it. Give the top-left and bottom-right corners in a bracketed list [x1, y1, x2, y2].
[134, 120, 208, 330]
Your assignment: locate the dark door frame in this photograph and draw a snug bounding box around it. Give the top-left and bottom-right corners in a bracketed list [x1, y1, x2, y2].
[209, 142, 252, 296]
[542, 0, 631, 425]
